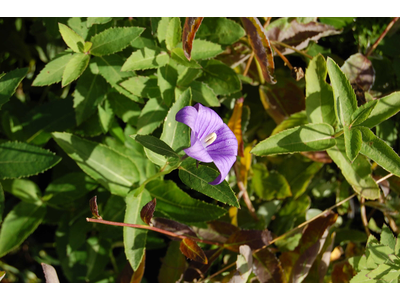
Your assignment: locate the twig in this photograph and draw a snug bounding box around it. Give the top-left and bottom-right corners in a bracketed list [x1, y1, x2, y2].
[263, 17, 272, 29]
[271, 40, 313, 59]
[360, 197, 371, 236]
[365, 17, 399, 57]
[243, 52, 255, 77]
[272, 44, 293, 70]
[86, 218, 224, 247]
[233, 162, 259, 221]
[198, 261, 236, 283]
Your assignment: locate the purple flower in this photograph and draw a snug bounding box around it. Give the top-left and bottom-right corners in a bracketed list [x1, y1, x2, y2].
[176, 103, 238, 185]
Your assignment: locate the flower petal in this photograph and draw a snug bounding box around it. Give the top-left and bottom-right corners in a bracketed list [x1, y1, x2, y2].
[184, 134, 213, 163]
[194, 103, 223, 141]
[208, 154, 237, 185]
[206, 124, 238, 157]
[175, 106, 198, 132]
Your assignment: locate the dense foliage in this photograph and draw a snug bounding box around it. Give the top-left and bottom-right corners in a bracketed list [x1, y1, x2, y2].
[1, 17, 400, 283]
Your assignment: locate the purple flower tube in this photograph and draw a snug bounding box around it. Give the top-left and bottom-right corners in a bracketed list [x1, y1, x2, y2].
[176, 103, 238, 185]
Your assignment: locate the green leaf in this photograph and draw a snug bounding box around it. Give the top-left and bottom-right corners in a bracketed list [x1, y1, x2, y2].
[124, 188, 152, 271]
[305, 54, 336, 125]
[0, 201, 46, 258]
[326, 137, 380, 199]
[43, 172, 98, 207]
[251, 163, 292, 201]
[0, 68, 28, 109]
[93, 55, 142, 103]
[359, 92, 400, 128]
[158, 241, 187, 283]
[146, 180, 227, 224]
[121, 48, 169, 71]
[1, 179, 42, 204]
[62, 53, 90, 87]
[58, 23, 85, 53]
[380, 224, 396, 251]
[187, 40, 224, 61]
[272, 111, 308, 136]
[198, 60, 241, 96]
[86, 17, 112, 28]
[73, 67, 107, 125]
[177, 67, 202, 87]
[90, 27, 144, 56]
[171, 48, 201, 68]
[136, 98, 169, 135]
[98, 100, 114, 133]
[166, 17, 182, 51]
[160, 88, 191, 154]
[32, 51, 73, 86]
[158, 64, 178, 107]
[344, 126, 362, 162]
[120, 76, 161, 99]
[358, 127, 400, 177]
[189, 81, 220, 107]
[107, 92, 141, 126]
[179, 162, 239, 207]
[0, 141, 61, 180]
[196, 17, 245, 45]
[327, 57, 357, 127]
[251, 123, 336, 156]
[157, 17, 172, 45]
[134, 134, 179, 161]
[86, 237, 111, 282]
[0, 183, 4, 223]
[52, 132, 140, 197]
[350, 100, 378, 127]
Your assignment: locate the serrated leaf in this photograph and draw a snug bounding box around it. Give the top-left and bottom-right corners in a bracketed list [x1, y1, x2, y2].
[160, 88, 191, 154]
[381, 224, 396, 251]
[359, 92, 400, 128]
[350, 100, 378, 127]
[184, 40, 223, 61]
[0, 68, 28, 109]
[358, 127, 400, 177]
[120, 76, 161, 99]
[196, 17, 245, 45]
[124, 188, 152, 271]
[0, 141, 61, 179]
[171, 48, 201, 68]
[93, 55, 142, 103]
[136, 98, 169, 135]
[241, 17, 275, 84]
[52, 132, 139, 197]
[1, 178, 42, 204]
[326, 136, 380, 199]
[188, 81, 220, 107]
[32, 51, 73, 86]
[251, 123, 336, 156]
[166, 17, 182, 51]
[86, 17, 112, 28]
[90, 27, 144, 57]
[158, 241, 187, 283]
[73, 67, 107, 125]
[59, 23, 85, 53]
[146, 180, 227, 224]
[157, 17, 172, 45]
[140, 198, 156, 225]
[344, 126, 362, 162]
[305, 54, 336, 125]
[107, 92, 141, 126]
[198, 60, 241, 96]
[177, 67, 202, 87]
[180, 238, 208, 264]
[121, 48, 169, 71]
[179, 162, 239, 207]
[158, 63, 178, 107]
[0, 201, 46, 258]
[327, 57, 357, 127]
[62, 53, 90, 87]
[182, 17, 204, 60]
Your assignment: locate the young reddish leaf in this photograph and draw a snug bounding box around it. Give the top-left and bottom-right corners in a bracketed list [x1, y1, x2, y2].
[89, 196, 102, 219]
[341, 53, 375, 92]
[227, 98, 245, 157]
[182, 17, 204, 60]
[331, 261, 356, 283]
[225, 229, 272, 252]
[117, 254, 146, 283]
[152, 217, 198, 240]
[280, 211, 338, 282]
[130, 253, 146, 283]
[193, 220, 239, 243]
[180, 238, 208, 264]
[253, 247, 286, 283]
[241, 17, 276, 84]
[140, 198, 156, 225]
[183, 249, 220, 282]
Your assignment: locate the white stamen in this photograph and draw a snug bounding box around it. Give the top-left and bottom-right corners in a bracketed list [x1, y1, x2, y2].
[203, 132, 217, 146]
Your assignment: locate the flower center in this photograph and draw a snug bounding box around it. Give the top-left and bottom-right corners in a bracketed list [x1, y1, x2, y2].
[203, 132, 217, 147]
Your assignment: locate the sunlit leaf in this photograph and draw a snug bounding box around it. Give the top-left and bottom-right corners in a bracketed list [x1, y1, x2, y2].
[229, 245, 253, 283]
[32, 51, 73, 86]
[62, 53, 90, 87]
[196, 17, 245, 45]
[59, 23, 85, 53]
[1, 178, 42, 204]
[121, 48, 169, 72]
[166, 17, 182, 52]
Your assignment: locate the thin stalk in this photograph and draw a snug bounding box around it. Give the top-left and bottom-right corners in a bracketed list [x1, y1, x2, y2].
[360, 197, 371, 236]
[272, 44, 293, 70]
[86, 218, 224, 247]
[263, 17, 272, 29]
[365, 17, 399, 57]
[198, 261, 236, 283]
[243, 52, 254, 77]
[271, 40, 313, 59]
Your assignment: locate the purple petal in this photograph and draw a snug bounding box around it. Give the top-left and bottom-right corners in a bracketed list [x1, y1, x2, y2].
[184, 134, 213, 163]
[206, 124, 238, 157]
[194, 103, 223, 141]
[175, 106, 198, 132]
[208, 154, 237, 185]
